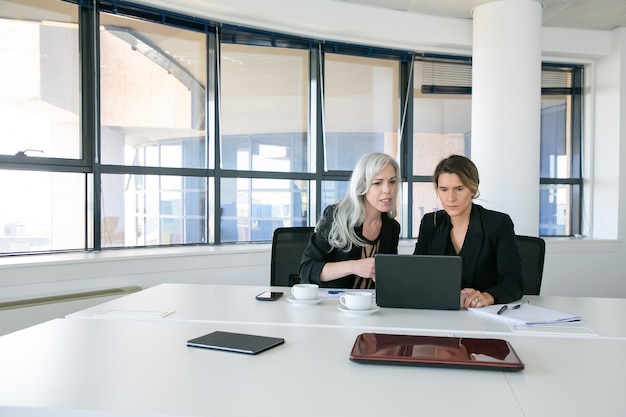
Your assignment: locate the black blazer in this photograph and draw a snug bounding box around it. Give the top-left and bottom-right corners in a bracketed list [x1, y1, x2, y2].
[299, 205, 401, 288]
[413, 204, 524, 303]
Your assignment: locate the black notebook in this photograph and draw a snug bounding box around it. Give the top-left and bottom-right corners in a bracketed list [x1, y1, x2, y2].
[187, 331, 285, 355]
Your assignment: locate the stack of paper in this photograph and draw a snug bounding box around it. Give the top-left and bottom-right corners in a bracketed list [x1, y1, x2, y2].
[470, 303, 582, 325]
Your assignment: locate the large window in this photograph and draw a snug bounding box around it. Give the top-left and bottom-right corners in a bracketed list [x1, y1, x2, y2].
[99, 14, 207, 169]
[408, 57, 582, 238]
[0, 0, 583, 255]
[321, 53, 401, 210]
[219, 43, 310, 241]
[323, 54, 400, 170]
[0, 0, 87, 253]
[0, 0, 81, 160]
[98, 12, 208, 248]
[539, 65, 583, 236]
[410, 57, 472, 235]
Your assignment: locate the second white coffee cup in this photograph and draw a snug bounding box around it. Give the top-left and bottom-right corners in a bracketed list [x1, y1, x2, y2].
[291, 283, 319, 300]
[339, 292, 372, 310]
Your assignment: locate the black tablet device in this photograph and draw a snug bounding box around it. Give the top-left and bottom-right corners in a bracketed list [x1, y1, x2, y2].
[349, 333, 524, 371]
[187, 331, 285, 355]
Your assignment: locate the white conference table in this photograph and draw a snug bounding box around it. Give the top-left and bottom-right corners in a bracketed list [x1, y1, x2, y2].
[0, 318, 522, 417]
[1, 317, 625, 417]
[67, 283, 484, 335]
[501, 333, 626, 417]
[67, 283, 626, 340]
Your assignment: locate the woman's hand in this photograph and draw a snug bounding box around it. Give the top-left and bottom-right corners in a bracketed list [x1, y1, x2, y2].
[320, 257, 376, 282]
[460, 288, 494, 309]
[352, 257, 376, 281]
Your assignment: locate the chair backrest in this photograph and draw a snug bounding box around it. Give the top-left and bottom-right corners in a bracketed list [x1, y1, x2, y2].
[515, 235, 546, 295]
[270, 227, 315, 287]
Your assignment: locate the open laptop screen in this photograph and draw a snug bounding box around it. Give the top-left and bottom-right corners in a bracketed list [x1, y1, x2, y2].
[374, 254, 462, 310]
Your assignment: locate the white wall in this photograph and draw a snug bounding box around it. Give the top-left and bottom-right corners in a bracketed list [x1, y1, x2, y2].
[2, 0, 625, 335]
[0, 245, 272, 336]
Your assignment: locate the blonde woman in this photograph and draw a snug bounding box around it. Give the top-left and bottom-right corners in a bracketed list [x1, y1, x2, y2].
[299, 152, 401, 289]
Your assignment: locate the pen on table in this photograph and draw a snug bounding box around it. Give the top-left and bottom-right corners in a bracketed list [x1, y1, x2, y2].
[496, 304, 508, 315]
[328, 290, 345, 295]
[512, 300, 529, 310]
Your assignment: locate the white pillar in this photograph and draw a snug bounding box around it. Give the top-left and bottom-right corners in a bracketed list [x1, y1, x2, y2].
[471, 0, 542, 236]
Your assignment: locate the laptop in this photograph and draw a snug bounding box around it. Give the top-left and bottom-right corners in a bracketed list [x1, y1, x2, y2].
[374, 254, 462, 310]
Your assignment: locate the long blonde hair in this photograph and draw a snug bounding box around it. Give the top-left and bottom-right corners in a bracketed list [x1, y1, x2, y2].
[328, 152, 400, 251]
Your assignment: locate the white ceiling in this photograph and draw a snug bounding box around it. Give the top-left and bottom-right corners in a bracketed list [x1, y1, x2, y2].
[335, 0, 626, 30]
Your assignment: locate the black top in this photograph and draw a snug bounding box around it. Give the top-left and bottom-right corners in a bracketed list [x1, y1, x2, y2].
[299, 205, 401, 288]
[413, 204, 524, 303]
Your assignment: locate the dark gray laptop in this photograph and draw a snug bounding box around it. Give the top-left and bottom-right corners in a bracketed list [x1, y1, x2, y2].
[374, 254, 462, 310]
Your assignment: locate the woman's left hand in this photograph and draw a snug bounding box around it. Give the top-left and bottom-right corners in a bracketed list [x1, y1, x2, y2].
[461, 288, 494, 309]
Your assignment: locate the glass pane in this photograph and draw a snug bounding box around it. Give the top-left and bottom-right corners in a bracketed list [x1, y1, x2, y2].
[412, 90, 471, 175]
[412, 182, 440, 238]
[541, 96, 571, 178]
[99, 13, 207, 168]
[321, 180, 348, 211]
[540, 184, 573, 236]
[0, 0, 80, 159]
[220, 44, 309, 172]
[324, 54, 399, 170]
[0, 170, 87, 253]
[101, 174, 207, 247]
[221, 178, 309, 242]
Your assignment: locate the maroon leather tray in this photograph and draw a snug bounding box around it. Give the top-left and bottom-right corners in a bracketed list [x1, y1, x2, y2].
[350, 333, 524, 371]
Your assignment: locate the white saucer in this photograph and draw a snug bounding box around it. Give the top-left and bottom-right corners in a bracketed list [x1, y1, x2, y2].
[337, 306, 380, 316]
[286, 296, 323, 306]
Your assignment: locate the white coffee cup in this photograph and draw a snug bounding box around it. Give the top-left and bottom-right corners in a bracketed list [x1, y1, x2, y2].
[291, 283, 319, 300]
[339, 292, 372, 310]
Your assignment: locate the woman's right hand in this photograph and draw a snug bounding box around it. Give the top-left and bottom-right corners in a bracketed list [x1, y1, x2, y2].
[351, 257, 376, 281]
[319, 257, 376, 282]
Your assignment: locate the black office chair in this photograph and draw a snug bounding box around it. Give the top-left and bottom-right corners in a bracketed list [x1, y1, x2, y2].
[270, 227, 315, 287]
[515, 235, 546, 295]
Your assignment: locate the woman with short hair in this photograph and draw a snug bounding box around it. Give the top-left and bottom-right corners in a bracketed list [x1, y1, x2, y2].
[414, 155, 525, 308]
